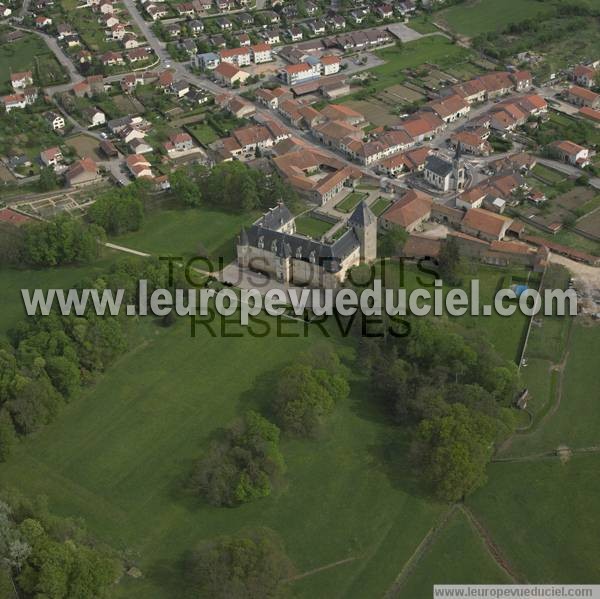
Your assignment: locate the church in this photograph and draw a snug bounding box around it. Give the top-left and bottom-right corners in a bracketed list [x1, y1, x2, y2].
[423, 145, 466, 192]
[237, 202, 377, 288]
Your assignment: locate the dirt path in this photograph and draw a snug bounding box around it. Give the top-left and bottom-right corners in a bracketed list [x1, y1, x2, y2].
[459, 505, 522, 584]
[383, 506, 458, 598]
[286, 556, 359, 582]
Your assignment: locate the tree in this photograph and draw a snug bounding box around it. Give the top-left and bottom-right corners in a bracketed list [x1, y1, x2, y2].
[187, 528, 294, 599]
[170, 169, 201, 207]
[438, 236, 462, 285]
[37, 167, 59, 192]
[86, 188, 143, 235]
[193, 412, 285, 507]
[0, 411, 16, 462]
[415, 404, 496, 502]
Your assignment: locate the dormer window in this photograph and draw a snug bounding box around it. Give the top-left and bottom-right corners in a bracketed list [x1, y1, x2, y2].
[271, 239, 278, 253]
[309, 250, 316, 264]
[258, 236, 264, 249]
[296, 247, 302, 259]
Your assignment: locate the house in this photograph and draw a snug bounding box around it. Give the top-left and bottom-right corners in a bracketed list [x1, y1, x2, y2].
[262, 30, 280, 45]
[396, 0, 416, 15]
[82, 107, 106, 127]
[450, 130, 492, 156]
[100, 139, 119, 158]
[146, 4, 168, 19]
[1, 94, 28, 112]
[10, 71, 33, 91]
[35, 15, 53, 27]
[566, 85, 600, 109]
[180, 38, 198, 55]
[100, 14, 119, 28]
[380, 190, 433, 233]
[288, 27, 303, 42]
[329, 15, 346, 30]
[237, 33, 251, 47]
[169, 80, 190, 97]
[189, 19, 204, 34]
[175, 2, 195, 16]
[320, 55, 341, 76]
[280, 62, 320, 85]
[65, 157, 100, 186]
[320, 103, 364, 126]
[110, 23, 127, 40]
[40, 146, 63, 168]
[195, 52, 220, 70]
[64, 34, 82, 48]
[216, 17, 232, 30]
[306, 20, 326, 36]
[216, 93, 255, 118]
[220, 46, 252, 67]
[120, 125, 146, 144]
[400, 112, 445, 142]
[0, 3, 12, 16]
[237, 12, 253, 26]
[456, 185, 487, 210]
[57, 23, 75, 39]
[126, 154, 153, 179]
[549, 140, 590, 168]
[126, 47, 151, 63]
[255, 86, 291, 109]
[129, 138, 153, 154]
[214, 62, 250, 87]
[164, 132, 194, 155]
[251, 43, 272, 64]
[579, 106, 600, 124]
[573, 64, 597, 89]
[510, 70, 533, 92]
[123, 34, 140, 49]
[44, 111, 65, 130]
[461, 208, 512, 241]
[375, 3, 393, 19]
[424, 94, 470, 123]
[102, 51, 125, 66]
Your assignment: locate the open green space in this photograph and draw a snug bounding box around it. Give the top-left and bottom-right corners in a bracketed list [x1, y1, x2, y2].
[371, 197, 393, 217]
[469, 453, 600, 583]
[112, 202, 258, 264]
[438, 0, 556, 36]
[187, 122, 220, 146]
[406, 18, 439, 35]
[365, 37, 473, 94]
[532, 164, 566, 185]
[294, 214, 334, 239]
[400, 508, 511, 597]
[335, 191, 367, 214]
[0, 312, 445, 599]
[502, 322, 600, 457]
[0, 31, 67, 92]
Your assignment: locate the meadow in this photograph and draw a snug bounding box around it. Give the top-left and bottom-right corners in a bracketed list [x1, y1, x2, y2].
[112, 201, 259, 264]
[437, 0, 556, 36]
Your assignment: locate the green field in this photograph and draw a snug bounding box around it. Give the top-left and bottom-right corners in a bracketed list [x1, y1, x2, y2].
[335, 191, 367, 214]
[400, 508, 512, 597]
[368, 37, 473, 93]
[112, 202, 258, 265]
[438, 0, 556, 36]
[294, 214, 334, 239]
[532, 164, 566, 185]
[0, 32, 67, 92]
[502, 322, 600, 457]
[0, 313, 445, 599]
[187, 122, 220, 146]
[469, 454, 600, 583]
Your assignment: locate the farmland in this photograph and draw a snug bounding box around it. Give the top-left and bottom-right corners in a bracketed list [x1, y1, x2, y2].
[437, 0, 556, 36]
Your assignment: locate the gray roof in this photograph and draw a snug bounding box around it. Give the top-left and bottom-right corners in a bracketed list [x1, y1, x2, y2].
[348, 200, 376, 228]
[255, 203, 294, 230]
[242, 225, 360, 273]
[425, 154, 454, 177]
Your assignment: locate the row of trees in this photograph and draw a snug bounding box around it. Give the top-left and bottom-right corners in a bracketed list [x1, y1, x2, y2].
[0, 494, 121, 598]
[169, 161, 301, 213]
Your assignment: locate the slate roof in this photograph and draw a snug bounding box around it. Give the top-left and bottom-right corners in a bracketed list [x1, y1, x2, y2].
[425, 154, 453, 177]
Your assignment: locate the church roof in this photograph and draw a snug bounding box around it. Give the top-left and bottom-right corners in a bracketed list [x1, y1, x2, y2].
[425, 154, 453, 177]
[348, 200, 376, 228]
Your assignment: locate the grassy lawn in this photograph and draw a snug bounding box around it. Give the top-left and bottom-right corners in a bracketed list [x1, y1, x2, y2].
[366, 37, 473, 94]
[336, 191, 367, 214]
[371, 197, 393, 217]
[295, 214, 334, 239]
[532, 164, 566, 185]
[187, 122, 219, 146]
[501, 322, 600, 457]
[407, 18, 439, 34]
[400, 509, 512, 596]
[0, 314, 445, 599]
[469, 454, 600, 583]
[0, 32, 67, 92]
[438, 0, 556, 36]
[112, 202, 258, 265]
